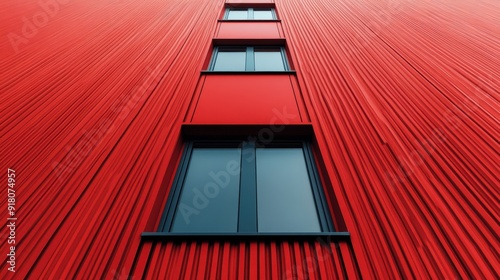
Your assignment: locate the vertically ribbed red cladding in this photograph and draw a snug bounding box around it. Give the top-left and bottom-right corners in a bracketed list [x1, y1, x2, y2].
[1, 0, 498, 279]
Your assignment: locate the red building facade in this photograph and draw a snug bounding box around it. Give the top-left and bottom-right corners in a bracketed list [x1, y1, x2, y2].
[1, 0, 498, 279]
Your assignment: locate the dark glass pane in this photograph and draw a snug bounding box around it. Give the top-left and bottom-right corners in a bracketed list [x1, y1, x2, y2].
[256, 148, 321, 232]
[254, 9, 274, 20]
[172, 148, 241, 232]
[254, 48, 285, 71]
[213, 49, 246, 71]
[227, 9, 248, 20]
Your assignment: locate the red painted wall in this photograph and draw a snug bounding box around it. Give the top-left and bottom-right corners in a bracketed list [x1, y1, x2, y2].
[217, 22, 282, 39]
[191, 75, 302, 124]
[227, 0, 274, 3]
[1, 0, 498, 279]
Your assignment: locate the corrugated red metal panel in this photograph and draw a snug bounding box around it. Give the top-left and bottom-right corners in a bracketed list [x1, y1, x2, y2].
[276, 0, 499, 278]
[191, 75, 303, 124]
[1, 0, 498, 279]
[1, 0, 224, 278]
[131, 241, 359, 279]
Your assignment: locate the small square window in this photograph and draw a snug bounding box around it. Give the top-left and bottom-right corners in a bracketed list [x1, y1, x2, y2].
[224, 8, 276, 20]
[157, 140, 334, 234]
[210, 46, 289, 72]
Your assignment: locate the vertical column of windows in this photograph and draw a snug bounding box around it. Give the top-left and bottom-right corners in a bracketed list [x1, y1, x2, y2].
[143, 1, 345, 239]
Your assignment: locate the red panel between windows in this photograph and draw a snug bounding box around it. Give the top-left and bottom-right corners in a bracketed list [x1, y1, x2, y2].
[226, 0, 274, 4]
[192, 75, 302, 124]
[217, 22, 282, 39]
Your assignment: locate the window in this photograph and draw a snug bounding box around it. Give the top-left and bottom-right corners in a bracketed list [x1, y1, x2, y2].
[210, 46, 288, 71]
[157, 140, 334, 234]
[224, 8, 276, 20]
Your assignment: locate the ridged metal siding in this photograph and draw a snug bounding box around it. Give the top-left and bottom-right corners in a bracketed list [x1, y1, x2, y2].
[276, 0, 498, 278]
[1, 0, 498, 279]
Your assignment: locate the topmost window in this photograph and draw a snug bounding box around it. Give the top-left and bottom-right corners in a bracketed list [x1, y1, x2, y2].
[224, 8, 276, 20]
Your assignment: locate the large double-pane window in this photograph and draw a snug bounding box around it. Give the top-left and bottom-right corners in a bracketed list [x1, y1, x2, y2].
[158, 140, 333, 233]
[210, 46, 288, 71]
[225, 8, 276, 20]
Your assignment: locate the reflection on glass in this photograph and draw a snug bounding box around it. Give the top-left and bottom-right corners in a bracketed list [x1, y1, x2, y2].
[256, 148, 321, 232]
[254, 49, 285, 71]
[172, 148, 241, 232]
[213, 50, 246, 71]
[227, 9, 248, 20]
[254, 9, 274, 20]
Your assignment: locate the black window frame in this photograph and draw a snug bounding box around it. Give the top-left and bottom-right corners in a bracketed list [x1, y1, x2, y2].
[208, 46, 290, 71]
[157, 139, 335, 234]
[223, 7, 277, 20]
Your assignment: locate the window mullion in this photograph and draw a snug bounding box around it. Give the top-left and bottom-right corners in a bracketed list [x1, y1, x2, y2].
[238, 141, 257, 232]
[246, 47, 254, 71]
[248, 8, 254, 20]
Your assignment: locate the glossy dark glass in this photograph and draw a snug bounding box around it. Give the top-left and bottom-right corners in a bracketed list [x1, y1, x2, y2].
[256, 148, 321, 232]
[171, 148, 241, 232]
[213, 49, 246, 71]
[254, 48, 285, 71]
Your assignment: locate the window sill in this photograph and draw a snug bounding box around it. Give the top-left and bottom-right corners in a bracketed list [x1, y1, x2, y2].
[141, 232, 350, 242]
[201, 70, 296, 75]
[218, 19, 281, 22]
